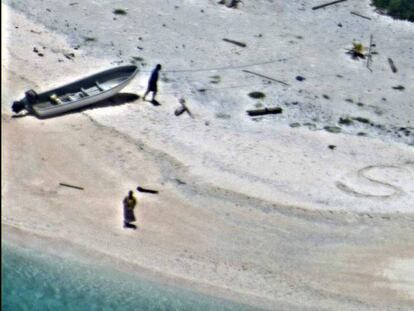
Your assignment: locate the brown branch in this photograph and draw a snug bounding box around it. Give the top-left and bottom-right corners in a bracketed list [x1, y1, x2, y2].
[312, 0, 348, 10]
[59, 183, 84, 190]
[222, 38, 247, 48]
[242, 70, 289, 86]
[350, 11, 371, 20]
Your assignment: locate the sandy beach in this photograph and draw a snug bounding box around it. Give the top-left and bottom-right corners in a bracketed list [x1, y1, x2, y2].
[2, 1, 414, 309]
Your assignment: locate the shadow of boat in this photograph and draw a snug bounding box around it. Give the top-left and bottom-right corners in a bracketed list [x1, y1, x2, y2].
[12, 92, 140, 119]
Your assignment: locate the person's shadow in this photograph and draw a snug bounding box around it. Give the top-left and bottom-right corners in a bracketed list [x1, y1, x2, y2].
[143, 99, 161, 106]
[150, 99, 161, 106]
[123, 222, 137, 230]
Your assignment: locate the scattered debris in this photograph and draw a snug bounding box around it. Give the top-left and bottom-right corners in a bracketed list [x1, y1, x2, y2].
[59, 182, 84, 190]
[350, 11, 371, 20]
[113, 9, 127, 15]
[64, 52, 75, 60]
[209, 75, 221, 84]
[353, 117, 370, 124]
[130, 56, 144, 64]
[247, 107, 282, 116]
[366, 34, 374, 71]
[137, 186, 159, 194]
[388, 58, 398, 73]
[222, 38, 247, 48]
[324, 126, 342, 133]
[312, 0, 348, 11]
[248, 91, 265, 99]
[218, 0, 239, 8]
[243, 70, 290, 86]
[175, 178, 186, 185]
[339, 117, 353, 125]
[84, 36, 97, 42]
[392, 85, 405, 91]
[175, 98, 193, 118]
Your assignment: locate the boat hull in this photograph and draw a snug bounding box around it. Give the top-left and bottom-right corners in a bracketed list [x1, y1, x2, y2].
[21, 65, 139, 118]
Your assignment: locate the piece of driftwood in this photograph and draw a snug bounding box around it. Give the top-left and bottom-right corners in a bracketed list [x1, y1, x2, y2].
[175, 105, 186, 116]
[366, 34, 374, 71]
[247, 107, 282, 116]
[59, 183, 84, 190]
[388, 58, 397, 73]
[350, 11, 371, 20]
[312, 0, 348, 10]
[242, 70, 289, 86]
[175, 98, 194, 118]
[218, 0, 238, 8]
[137, 186, 159, 194]
[222, 38, 247, 48]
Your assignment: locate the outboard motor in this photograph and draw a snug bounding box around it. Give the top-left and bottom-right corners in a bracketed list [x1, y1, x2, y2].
[25, 89, 38, 104]
[11, 100, 26, 113]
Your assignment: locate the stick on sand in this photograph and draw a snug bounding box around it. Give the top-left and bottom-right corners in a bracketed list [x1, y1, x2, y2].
[312, 0, 348, 10]
[59, 183, 84, 190]
[137, 186, 159, 194]
[242, 70, 289, 86]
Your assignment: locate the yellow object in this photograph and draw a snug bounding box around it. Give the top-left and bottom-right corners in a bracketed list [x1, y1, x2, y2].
[50, 94, 62, 105]
[352, 42, 364, 54]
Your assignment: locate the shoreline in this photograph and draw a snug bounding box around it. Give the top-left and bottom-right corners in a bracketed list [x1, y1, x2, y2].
[2, 224, 275, 310]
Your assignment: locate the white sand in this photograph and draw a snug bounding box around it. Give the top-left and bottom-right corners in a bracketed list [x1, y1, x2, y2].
[2, 1, 414, 309]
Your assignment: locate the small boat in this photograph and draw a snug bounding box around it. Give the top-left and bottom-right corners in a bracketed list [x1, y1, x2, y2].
[12, 65, 139, 118]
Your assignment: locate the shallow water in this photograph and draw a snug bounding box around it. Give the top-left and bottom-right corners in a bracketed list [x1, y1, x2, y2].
[2, 242, 256, 311]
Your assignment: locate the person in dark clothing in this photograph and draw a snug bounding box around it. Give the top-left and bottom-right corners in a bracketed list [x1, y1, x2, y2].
[143, 64, 162, 102]
[123, 190, 137, 229]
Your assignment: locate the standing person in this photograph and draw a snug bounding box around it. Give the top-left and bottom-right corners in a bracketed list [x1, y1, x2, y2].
[143, 64, 162, 102]
[123, 190, 137, 229]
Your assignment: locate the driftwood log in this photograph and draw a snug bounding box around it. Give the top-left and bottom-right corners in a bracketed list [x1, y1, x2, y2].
[247, 107, 282, 116]
[137, 186, 159, 194]
[312, 0, 348, 10]
[175, 98, 193, 118]
[350, 11, 371, 20]
[388, 58, 397, 73]
[59, 183, 84, 190]
[222, 38, 247, 48]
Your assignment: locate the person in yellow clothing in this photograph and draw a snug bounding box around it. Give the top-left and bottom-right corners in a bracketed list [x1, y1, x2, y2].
[123, 190, 137, 229]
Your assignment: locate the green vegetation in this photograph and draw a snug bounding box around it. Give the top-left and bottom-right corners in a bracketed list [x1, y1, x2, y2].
[372, 0, 414, 22]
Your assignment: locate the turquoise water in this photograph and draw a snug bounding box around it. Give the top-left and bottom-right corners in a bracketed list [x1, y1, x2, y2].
[2, 242, 256, 311]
